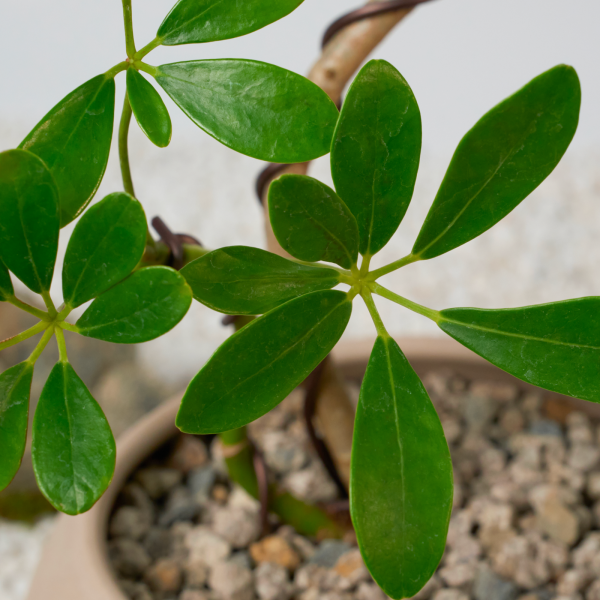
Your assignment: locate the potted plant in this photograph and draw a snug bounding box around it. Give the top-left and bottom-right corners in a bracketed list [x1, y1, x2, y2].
[1, 0, 595, 599]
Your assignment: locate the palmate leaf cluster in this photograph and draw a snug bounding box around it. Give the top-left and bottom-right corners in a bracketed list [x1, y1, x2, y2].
[0, 0, 337, 514]
[178, 60, 592, 598]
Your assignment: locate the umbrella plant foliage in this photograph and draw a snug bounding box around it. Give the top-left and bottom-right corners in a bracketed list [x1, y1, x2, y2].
[178, 59, 588, 598]
[0, 0, 336, 514]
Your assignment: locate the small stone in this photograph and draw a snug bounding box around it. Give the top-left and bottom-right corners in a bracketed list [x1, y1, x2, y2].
[586, 580, 600, 600]
[143, 527, 174, 560]
[472, 565, 518, 600]
[333, 549, 369, 586]
[110, 506, 151, 540]
[294, 564, 339, 592]
[209, 561, 254, 600]
[432, 590, 469, 600]
[587, 472, 600, 500]
[282, 462, 338, 503]
[120, 579, 154, 600]
[410, 575, 442, 600]
[169, 435, 209, 473]
[568, 444, 600, 472]
[136, 468, 183, 499]
[499, 407, 525, 434]
[228, 485, 261, 514]
[183, 556, 209, 589]
[441, 416, 463, 445]
[144, 558, 183, 594]
[530, 486, 580, 546]
[251, 535, 301, 571]
[212, 484, 230, 504]
[354, 582, 387, 600]
[464, 393, 497, 432]
[529, 419, 563, 437]
[471, 380, 518, 404]
[310, 540, 351, 568]
[557, 569, 592, 596]
[230, 551, 253, 570]
[187, 465, 216, 501]
[572, 532, 600, 574]
[110, 538, 152, 578]
[121, 482, 156, 521]
[261, 430, 309, 475]
[439, 562, 477, 587]
[179, 591, 219, 600]
[254, 562, 293, 600]
[185, 526, 231, 566]
[159, 486, 200, 527]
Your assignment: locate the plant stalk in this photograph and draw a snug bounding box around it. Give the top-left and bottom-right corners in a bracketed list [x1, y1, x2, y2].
[367, 253, 420, 280]
[370, 282, 440, 322]
[0, 321, 48, 352]
[361, 288, 389, 338]
[121, 0, 136, 58]
[55, 328, 68, 363]
[27, 326, 54, 365]
[8, 297, 50, 321]
[119, 93, 136, 198]
[135, 37, 162, 60]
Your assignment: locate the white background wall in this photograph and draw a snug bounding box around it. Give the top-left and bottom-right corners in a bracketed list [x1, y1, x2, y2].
[1, 0, 599, 383]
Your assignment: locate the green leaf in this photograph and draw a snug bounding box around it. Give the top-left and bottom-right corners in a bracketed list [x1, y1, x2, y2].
[32, 361, 115, 515]
[127, 69, 172, 148]
[0, 150, 60, 293]
[181, 246, 341, 315]
[156, 59, 338, 163]
[412, 65, 580, 260]
[268, 175, 359, 269]
[63, 192, 147, 309]
[351, 336, 452, 599]
[0, 260, 13, 301]
[177, 290, 352, 433]
[20, 75, 116, 226]
[158, 0, 305, 45]
[75, 266, 192, 343]
[0, 362, 34, 491]
[439, 298, 600, 402]
[331, 60, 421, 256]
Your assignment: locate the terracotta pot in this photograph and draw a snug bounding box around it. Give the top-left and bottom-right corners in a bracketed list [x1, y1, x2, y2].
[26, 336, 600, 600]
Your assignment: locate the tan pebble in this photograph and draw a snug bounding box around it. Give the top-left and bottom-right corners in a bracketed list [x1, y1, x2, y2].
[250, 535, 301, 571]
[144, 558, 183, 593]
[333, 549, 369, 585]
[168, 435, 208, 473]
[212, 484, 229, 503]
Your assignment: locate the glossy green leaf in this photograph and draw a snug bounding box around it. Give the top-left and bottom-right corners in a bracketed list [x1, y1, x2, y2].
[158, 0, 305, 45]
[268, 175, 359, 269]
[0, 260, 13, 301]
[413, 65, 580, 260]
[351, 336, 452, 599]
[20, 75, 116, 226]
[156, 59, 338, 163]
[127, 69, 172, 148]
[63, 192, 147, 309]
[0, 150, 59, 293]
[75, 266, 192, 343]
[32, 362, 115, 515]
[177, 290, 352, 433]
[331, 60, 421, 256]
[181, 246, 340, 315]
[439, 298, 600, 402]
[0, 362, 34, 491]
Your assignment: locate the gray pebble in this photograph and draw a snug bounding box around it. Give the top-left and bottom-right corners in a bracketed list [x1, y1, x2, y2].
[136, 468, 183, 500]
[309, 540, 351, 568]
[159, 486, 200, 527]
[110, 506, 151, 541]
[110, 538, 152, 578]
[143, 527, 174, 560]
[529, 419, 563, 437]
[473, 565, 518, 600]
[187, 465, 217, 501]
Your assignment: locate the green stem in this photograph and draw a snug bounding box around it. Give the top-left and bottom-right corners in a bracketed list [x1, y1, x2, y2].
[0, 321, 49, 352]
[57, 305, 72, 322]
[367, 253, 420, 281]
[370, 282, 440, 322]
[8, 297, 49, 321]
[360, 288, 389, 338]
[121, 0, 136, 58]
[182, 244, 210, 265]
[55, 328, 68, 363]
[137, 62, 159, 78]
[134, 36, 162, 60]
[27, 326, 54, 365]
[359, 253, 372, 278]
[41, 291, 57, 318]
[58, 321, 78, 334]
[119, 93, 135, 197]
[221, 428, 343, 538]
[105, 61, 129, 79]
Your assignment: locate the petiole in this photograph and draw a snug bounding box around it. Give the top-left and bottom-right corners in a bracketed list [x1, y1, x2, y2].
[0, 321, 49, 352]
[370, 282, 440, 322]
[55, 328, 68, 363]
[367, 253, 420, 281]
[27, 326, 55, 365]
[360, 288, 389, 339]
[41, 291, 57, 318]
[8, 296, 50, 321]
[134, 37, 162, 61]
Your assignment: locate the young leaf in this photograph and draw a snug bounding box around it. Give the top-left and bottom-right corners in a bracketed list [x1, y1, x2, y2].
[127, 69, 172, 148]
[158, 0, 305, 46]
[32, 362, 116, 515]
[0, 260, 14, 301]
[75, 266, 192, 343]
[331, 60, 421, 256]
[0, 362, 34, 491]
[0, 150, 60, 294]
[181, 246, 341, 315]
[351, 336, 452, 599]
[268, 175, 359, 269]
[155, 60, 338, 163]
[62, 192, 147, 308]
[412, 65, 580, 260]
[439, 297, 600, 402]
[177, 290, 352, 433]
[20, 74, 116, 226]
